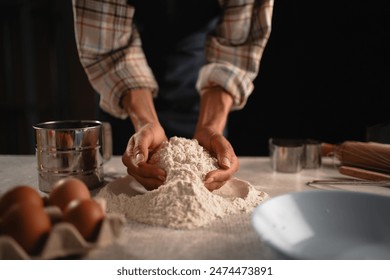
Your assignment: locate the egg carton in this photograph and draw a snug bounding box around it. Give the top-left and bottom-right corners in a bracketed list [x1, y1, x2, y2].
[0, 201, 125, 260]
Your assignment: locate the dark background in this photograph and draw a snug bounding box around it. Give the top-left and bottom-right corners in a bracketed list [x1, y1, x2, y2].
[1, 0, 389, 155]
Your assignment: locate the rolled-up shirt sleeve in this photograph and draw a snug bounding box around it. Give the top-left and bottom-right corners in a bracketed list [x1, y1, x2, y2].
[197, 0, 273, 110]
[72, 0, 158, 119]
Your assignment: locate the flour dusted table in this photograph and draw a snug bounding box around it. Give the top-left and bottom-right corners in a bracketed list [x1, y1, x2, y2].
[1, 155, 389, 259]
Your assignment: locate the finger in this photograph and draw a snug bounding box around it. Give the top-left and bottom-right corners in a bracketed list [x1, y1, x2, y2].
[210, 135, 236, 170]
[220, 152, 239, 173]
[129, 172, 164, 191]
[217, 149, 236, 170]
[132, 132, 155, 166]
[122, 137, 136, 167]
[132, 162, 166, 181]
[126, 163, 166, 190]
[204, 169, 232, 186]
[218, 155, 232, 169]
[204, 156, 239, 186]
[204, 180, 227, 191]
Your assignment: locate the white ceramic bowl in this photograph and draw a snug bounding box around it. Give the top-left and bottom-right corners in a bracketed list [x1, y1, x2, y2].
[252, 190, 390, 259]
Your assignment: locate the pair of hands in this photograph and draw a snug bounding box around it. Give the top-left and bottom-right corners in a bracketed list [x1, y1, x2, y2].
[121, 123, 239, 191]
[121, 87, 239, 191]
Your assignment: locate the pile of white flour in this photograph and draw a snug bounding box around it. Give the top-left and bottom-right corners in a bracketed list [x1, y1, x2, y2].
[98, 137, 267, 229]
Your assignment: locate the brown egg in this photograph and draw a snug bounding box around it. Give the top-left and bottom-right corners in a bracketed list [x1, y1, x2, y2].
[0, 185, 44, 218]
[2, 203, 51, 255]
[48, 177, 91, 212]
[63, 199, 105, 242]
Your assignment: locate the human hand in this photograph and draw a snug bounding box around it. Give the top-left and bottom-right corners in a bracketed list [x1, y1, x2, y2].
[122, 122, 168, 190]
[194, 85, 237, 191]
[194, 127, 239, 191]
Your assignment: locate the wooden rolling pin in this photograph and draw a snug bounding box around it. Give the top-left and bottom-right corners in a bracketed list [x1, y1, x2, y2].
[339, 165, 390, 181]
[321, 141, 390, 180]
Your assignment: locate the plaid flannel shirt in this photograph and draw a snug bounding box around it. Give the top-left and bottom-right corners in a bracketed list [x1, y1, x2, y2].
[72, 0, 273, 118]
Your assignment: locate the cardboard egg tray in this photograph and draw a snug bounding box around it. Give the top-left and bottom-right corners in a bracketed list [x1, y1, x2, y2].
[0, 199, 125, 260]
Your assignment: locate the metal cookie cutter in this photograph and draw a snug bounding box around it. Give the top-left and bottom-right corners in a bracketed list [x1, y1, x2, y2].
[269, 138, 322, 173]
[269, 138, 304, 173]
[303, 139, 322, 169]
